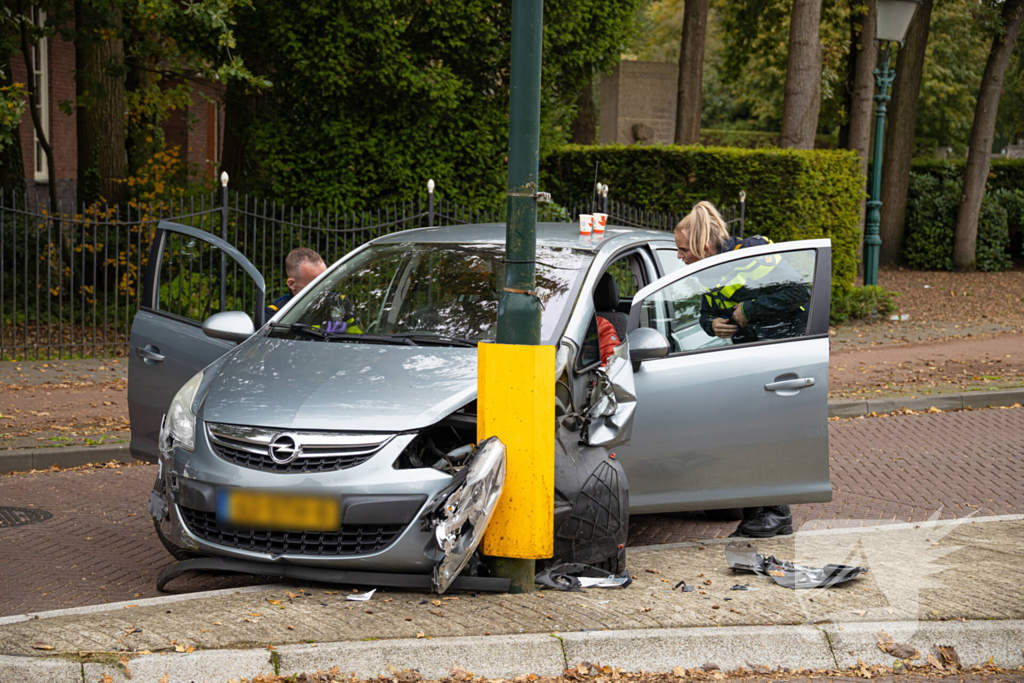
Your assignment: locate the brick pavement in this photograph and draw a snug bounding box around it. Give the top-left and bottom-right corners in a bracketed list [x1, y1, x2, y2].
[0, 406, 1021, 618]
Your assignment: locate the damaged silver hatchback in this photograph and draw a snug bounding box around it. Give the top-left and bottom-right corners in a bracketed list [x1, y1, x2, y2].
[131, 222, 834, 592]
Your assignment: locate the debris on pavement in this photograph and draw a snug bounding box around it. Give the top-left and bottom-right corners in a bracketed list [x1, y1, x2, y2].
[534, 563, 632, 591]
[877, 630, 921, 660]
[725, 541, 868, 589]
[346, 589, 376, 602]
[672, 580, 694, 592]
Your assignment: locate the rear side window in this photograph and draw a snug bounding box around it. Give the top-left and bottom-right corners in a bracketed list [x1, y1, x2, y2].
[155, 232, 261, 324]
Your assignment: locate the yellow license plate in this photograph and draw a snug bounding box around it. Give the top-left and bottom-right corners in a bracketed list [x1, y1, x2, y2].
[218, 490, 340, 531]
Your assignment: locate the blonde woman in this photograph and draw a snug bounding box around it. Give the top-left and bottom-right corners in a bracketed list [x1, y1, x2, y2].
[675, 201, 809, 346]
[673, 201, 809, 538]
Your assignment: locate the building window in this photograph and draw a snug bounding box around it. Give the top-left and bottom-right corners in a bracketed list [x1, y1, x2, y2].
[30, 7, 49, 183]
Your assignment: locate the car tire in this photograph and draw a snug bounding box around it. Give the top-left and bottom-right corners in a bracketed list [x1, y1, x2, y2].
[704, 507, 744, 522]
[153, 519, 201, 562]
[594, 547, 626, 575]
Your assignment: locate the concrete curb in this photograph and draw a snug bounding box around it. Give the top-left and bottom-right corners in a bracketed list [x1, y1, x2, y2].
[4, 620, 1023, 683]
[828, 387, 1024, 418]
[0, 442, 133, 473]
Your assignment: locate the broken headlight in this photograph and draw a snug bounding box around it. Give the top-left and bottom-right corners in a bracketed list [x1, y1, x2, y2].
[159, 371, 204, 453]
[432, 437, 506, 594]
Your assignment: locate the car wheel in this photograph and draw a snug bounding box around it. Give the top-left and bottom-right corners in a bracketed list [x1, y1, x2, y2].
[593, 547, 626, 575]
[704, 507, 744, 522]
[153, 519, 201, 562]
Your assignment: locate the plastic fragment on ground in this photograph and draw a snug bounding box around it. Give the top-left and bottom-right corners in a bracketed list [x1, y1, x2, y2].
[724, 541, 868, 590]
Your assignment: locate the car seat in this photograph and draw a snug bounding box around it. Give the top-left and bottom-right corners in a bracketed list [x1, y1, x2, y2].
[595, 273, 628, 341]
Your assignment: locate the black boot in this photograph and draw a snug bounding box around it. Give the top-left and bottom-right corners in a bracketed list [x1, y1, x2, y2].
[729, 506, 793, 538]
[728, 507, 764, 537]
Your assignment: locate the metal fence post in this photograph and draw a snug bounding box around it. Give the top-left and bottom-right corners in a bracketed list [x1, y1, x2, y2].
[427, 179, 435, 227]
[220, 172, 229, 312]
[738, 190, 746, 238]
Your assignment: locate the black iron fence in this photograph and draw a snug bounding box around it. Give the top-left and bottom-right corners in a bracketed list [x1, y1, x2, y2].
[0, 180, 744, 361]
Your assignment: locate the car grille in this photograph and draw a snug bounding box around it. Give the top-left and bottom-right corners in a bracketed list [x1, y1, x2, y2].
[179, 506, 405, 556]
[206, 424, 392, 474]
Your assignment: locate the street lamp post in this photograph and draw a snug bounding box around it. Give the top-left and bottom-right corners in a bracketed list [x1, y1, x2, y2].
[863, 0, 920, 286]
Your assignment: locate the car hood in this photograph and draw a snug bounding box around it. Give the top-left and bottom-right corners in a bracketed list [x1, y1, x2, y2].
[199, 337, 478, 432]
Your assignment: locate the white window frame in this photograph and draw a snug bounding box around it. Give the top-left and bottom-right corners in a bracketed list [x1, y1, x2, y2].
[30, 7, 49, 183]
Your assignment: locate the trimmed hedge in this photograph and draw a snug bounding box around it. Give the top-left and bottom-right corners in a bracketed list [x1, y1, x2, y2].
[541, 144, 864, 300]
[910, 158, 1024, 193]
[904, 162, 1024, 270]
[905, 158, 1024, 266]
[698, 129, 836, 150]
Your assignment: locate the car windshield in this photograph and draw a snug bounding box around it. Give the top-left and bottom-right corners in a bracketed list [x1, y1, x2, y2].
[274, 242, 591, 344]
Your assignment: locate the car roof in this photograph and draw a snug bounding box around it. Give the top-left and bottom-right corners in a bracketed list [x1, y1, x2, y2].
[371, 222, 674, 253]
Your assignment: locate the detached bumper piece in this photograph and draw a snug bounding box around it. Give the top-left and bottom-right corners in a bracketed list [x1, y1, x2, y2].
[157, 557, 510, 593]
[725, 541, 868, 589]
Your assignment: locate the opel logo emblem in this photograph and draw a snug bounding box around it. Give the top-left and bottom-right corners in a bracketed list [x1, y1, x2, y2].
[268, 433, 302, 464]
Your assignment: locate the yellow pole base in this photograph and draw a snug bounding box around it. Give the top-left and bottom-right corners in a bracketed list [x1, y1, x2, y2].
[477, 342, 555, 562]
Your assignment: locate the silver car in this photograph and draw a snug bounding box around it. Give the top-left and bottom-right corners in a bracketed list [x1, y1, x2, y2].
[131, 221, 832, 592]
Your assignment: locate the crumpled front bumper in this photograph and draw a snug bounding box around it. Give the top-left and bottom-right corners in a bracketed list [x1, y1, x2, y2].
[150, 420, 506, 591]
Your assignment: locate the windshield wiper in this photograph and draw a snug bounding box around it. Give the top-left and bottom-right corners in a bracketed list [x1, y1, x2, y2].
[270, 322, 327, 339]
[269, 323, 416, 345]
[390, 333, 478, 348]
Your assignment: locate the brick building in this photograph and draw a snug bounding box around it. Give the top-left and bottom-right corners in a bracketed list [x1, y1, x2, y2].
[9, 10, 224, 206]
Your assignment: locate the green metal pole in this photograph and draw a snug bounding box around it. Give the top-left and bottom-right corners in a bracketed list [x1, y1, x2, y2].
[493, 0, 544, 593]
[864, 43, 894, 287]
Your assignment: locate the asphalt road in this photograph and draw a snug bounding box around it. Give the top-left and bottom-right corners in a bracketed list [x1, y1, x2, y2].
[1, 406, 1021, 618]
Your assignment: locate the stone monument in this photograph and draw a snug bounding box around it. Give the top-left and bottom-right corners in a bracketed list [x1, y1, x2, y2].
[599, 61, 678, 145]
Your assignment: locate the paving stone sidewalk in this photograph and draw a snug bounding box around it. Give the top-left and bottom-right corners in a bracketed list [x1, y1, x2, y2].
[1, 517, 1020, 659]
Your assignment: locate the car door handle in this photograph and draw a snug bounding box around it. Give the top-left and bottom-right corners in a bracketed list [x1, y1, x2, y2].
[765, 377, 814, 391]
[136, 345, 165, 363]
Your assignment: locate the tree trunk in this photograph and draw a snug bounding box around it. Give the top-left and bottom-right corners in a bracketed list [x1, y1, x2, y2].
[75, 0, 127, 206]
[674, 0, 710, 145]
[844, 0, 876, 268]
[952, 0, 1024, 271]
[0, 52, 26, 194]
[877, 0, 933, 266]
[780, 0, 823, 149]
[569, 80, 596, 145]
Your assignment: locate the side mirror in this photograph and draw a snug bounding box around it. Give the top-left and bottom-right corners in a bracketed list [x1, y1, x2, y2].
[627, 327, 670, 370]
[202, 311, 255, 344]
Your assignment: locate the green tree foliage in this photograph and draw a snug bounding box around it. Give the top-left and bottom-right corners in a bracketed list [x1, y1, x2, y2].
[225, 0, 641, 212]
[916, 0, 994, 147]
[712, 0, 850, 132]
[541, 144, 863, 299]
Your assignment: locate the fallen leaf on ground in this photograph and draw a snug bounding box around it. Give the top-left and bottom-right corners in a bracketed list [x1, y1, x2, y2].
[671, 667, 686, 677]
[266, 599, 281, 605]
[883, 642, 920, 660]
[449, 666, 472, 681]
[30, 643, 54, 650]
[159, 675, 169, 683]
[937, 645, 961, 669]
[119, 655, 133, 679]
[396, 669, 422, 683]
